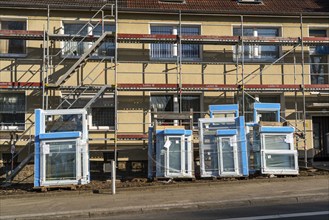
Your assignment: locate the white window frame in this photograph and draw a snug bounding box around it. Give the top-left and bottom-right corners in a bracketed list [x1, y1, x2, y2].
[40, 138, 89, 186]
[164, 135, 193, 177]
[260, 133, 298, 174]
[217, 135, 239, 176]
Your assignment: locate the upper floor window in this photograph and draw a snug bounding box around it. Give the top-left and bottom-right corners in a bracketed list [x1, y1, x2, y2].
[63, 22, 115, 58]
[0, 92, 25, 130]
[150, 25, 200, 60]
[233, 27, 280, 62]
[0, 20, 26, 57]
[309, 29, 329, 85]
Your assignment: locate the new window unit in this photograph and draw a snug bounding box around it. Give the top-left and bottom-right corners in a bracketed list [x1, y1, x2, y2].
[309, 29, 329, 84]
[150, 25, 200, 60]
[0, 19, 26, 56]
[0, 92, 25, 130]
[251, 103, 298, 175]
[34, 109, 90, 187]
[62, 22, 115, 57]
[236, 94, 281, 123]
[149, 128, 193, 178]
[233, 27, 280, 62]
[198, 105, 249, 178]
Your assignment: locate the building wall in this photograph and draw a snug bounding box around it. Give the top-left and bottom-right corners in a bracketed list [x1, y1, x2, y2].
[0, 7, 328, 164]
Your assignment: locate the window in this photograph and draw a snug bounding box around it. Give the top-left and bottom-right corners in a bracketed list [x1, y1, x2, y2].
[91, 107, 115, 127]
[150, 94, 201, 126]
[233, 27, 280, 62]
[0, 20, 26, 56]
[59, 94, 115, 129]
[261, 133, 297, 171]
[150, 25, 200, 60]
[309, 29, 329, 84]
[236, 94, 280, 122]
[0, 93, 25, 130]
[63, 22, 115, 57]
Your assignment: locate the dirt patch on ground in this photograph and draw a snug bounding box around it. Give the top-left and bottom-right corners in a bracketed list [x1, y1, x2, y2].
[1, 168, 328, 197]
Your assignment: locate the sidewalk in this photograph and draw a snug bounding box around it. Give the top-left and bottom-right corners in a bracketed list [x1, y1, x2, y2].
[0, 176, 328, 219]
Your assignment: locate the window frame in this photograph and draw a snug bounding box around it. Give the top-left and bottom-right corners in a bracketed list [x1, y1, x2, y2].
[308, 28, 329, 85]
[149, 24, 202, 61]
[150, 93, 202, 127]
[0, 17, 28, 57]
[232, 26, 281, 62]
[61, 20, 115, 59]
[88, 106, 115, 131]
[0, 92, 26, 131]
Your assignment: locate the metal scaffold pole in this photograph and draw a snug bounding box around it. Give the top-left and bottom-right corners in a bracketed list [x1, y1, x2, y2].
[300, 14, 308, 168]
[46, 5, 50, 110]
[179, 10, 182, 115]
[241, 15, 245, 117]
[113, 0, 118, 195]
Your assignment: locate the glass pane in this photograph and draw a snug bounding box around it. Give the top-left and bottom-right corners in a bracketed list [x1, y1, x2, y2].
[63, 23, 88, 56]
[185, 140, 188, 173]
[180, 95, 200, 126]
[45, 141, 76, 180]
[181, 26, 200, 59]
[204, 149, 218, 173]
[168, 137, 181, 173]
[233, 27, 279, 61]
[94, 24, 115, 56]
[221, 138, 235, 172]
[265, 154, 295, 169]
[0, 113, 25, 128]
[1, 21, 26, 54]
[45, 114, 83, 133]
[310, 55, 328, 84]
[151, 26, 173, 59]
[264, 135, 290, 150]
[92, 107, 114, 126]
[0, 93, 25, 112]
[150, 95, 173, 112]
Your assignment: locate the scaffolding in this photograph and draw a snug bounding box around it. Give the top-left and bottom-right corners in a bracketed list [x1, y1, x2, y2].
[0, 2, 329, 182]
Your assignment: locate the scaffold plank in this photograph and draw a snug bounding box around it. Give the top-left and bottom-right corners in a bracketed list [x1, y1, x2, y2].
[0, 30, 328, 46]
[1, 82, 328, 92]
[117, 133, 148, 140]
[0, 82, 42, 89]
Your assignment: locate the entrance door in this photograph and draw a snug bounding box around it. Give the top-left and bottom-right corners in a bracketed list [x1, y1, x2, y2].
[313, 117, 329, 161]
[218, 136, 237, 175]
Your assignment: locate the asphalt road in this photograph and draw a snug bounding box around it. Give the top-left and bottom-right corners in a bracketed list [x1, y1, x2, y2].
[91, 201, 329, 220]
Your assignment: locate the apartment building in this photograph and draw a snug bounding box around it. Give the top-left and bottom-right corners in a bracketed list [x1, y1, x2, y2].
[0, 0, 328, 179]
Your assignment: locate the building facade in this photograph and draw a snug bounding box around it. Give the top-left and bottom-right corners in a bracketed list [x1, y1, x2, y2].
[0, 0, 328, 179]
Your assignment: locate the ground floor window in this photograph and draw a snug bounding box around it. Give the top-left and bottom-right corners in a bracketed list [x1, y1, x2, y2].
[150, 94, 201, 126]
[0, 92, 25, 130]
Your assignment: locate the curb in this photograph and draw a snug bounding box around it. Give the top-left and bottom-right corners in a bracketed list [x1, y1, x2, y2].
[1, 193, 328, 220]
